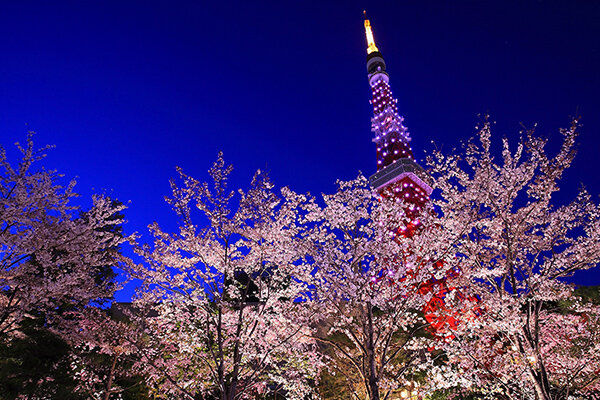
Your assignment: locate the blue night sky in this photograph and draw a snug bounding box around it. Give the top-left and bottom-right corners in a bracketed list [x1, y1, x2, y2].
[1, 1, 599, 300]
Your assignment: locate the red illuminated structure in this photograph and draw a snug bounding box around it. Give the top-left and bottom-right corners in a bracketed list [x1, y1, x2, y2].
[364, 15, 459, 334]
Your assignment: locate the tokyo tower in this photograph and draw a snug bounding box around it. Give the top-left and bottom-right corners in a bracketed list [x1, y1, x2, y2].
[364, 13, 459, 334]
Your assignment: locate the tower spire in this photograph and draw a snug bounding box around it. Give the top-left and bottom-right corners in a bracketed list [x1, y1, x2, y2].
[363, 11, 379, 54]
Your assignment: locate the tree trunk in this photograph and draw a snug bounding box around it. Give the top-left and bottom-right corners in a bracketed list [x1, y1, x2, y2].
[365, 303, 380, 400]
[366, 377, 380, 400]
[103, 355, 118, 400]
[521, 312, 552, 400]
[223, 385, 234, 400]
[527, 367, 551, 400]
[227, 382, 238, 400]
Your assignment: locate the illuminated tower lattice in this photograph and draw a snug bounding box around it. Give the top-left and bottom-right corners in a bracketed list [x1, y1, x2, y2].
[364, 15, 432, 235]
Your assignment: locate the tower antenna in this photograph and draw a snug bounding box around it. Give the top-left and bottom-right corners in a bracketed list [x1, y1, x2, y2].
[363, 11, 379, 54]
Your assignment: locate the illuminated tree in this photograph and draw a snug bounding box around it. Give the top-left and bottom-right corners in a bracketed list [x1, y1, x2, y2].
[426, 119, 600, 399]
[129, 154, 321, 400]
[66, 305, 150, 400]
[299, 176, 449, 400]
[0, 133, 131, 340]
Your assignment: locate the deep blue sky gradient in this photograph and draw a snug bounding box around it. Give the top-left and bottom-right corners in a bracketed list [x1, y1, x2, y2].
[1, 1, 599, 300]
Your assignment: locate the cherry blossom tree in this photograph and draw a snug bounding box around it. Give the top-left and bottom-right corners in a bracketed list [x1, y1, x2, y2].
[129, 154, 321, 400]
[426, 119, 600, 399]
[66, 305, 150, 400]
[297, 176, 450, 400]
[0, 133, 131, 341]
